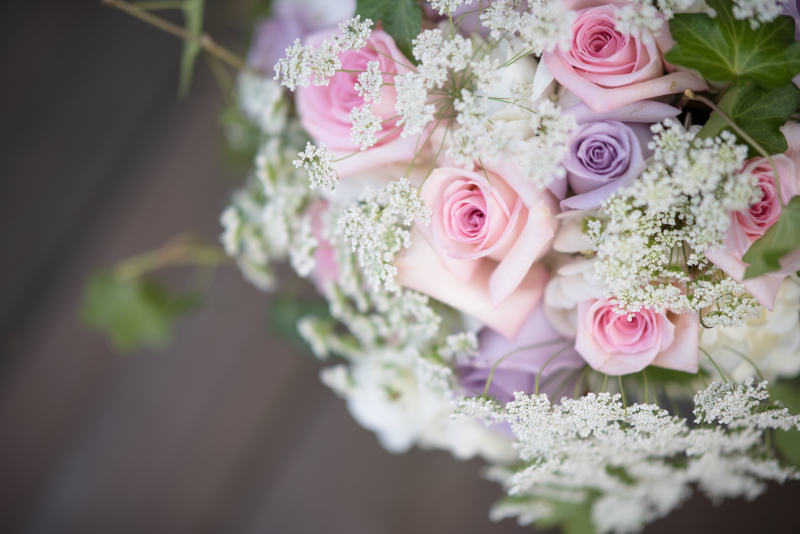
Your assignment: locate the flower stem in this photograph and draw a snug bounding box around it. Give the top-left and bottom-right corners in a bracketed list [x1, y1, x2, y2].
[101, 0, 258, 75]
[113, 234, 229, 280]
[481, 339, 564, 397]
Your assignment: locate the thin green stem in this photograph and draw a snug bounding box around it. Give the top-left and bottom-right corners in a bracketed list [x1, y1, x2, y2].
[642, 369, 650, 404]
[601, 374, 608, 393]
[700, 347, 729, 383]
[132, 0, 184, 9]
[482, 339, 564, 397]
[724, 345, 765, 381]
[113, 234, 229, 280]
[534, 344, 571, 395]
[573, 365, 590, 399]
[618, 376, 628, 411]
[101, 0, 256, 74]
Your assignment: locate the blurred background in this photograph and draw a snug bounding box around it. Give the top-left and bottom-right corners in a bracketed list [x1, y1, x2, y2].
[0, 1, 798, 533]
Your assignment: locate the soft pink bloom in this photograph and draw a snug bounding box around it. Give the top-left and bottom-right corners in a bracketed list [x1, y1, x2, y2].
[706, 154, 800, 309]
[395, 160, 558, 339]
[575, 298, 699, 375]
[542, 0, 706, 112]
[307, 201, 339, 294]
[395, 227, 550, 341]
[296, 29, 419, 177]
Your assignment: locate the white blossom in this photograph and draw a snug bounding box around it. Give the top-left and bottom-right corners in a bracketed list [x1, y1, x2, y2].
[293, 142, 338, 191]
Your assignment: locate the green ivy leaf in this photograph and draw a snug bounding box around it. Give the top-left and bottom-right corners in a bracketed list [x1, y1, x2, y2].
[178, 0, 205, 98]
[741, 196, 800, 278]
[81, 272, 198, 351]
[699, 80, 800, 157]
[665, 0, 800, 87]
[355, 0, 421, 60]
[769, 379, 800, 467]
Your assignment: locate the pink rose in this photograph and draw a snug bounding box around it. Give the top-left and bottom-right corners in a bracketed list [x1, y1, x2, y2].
[395, 160, 558, 340]
[575, 298, 699, 375]
[706, 154, 800, 308]
[296, 29, 419, 177]
[542, 0, 706, 112]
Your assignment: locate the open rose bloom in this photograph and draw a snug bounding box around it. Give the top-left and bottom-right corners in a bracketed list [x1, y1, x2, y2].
[209, 0, 800, 531]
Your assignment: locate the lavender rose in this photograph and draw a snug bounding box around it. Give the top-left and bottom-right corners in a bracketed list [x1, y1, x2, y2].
[554, 100, 680, 209]
[457, 305, 584, 403]
[561, 120, 644, 209]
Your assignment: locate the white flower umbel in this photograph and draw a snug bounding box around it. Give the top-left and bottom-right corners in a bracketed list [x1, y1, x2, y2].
[465, 379, 800, 534]
[349, 105, 382, 150]
[236, 73, 288, 135]
[481, 0, 574, 55]
[732, 0, 787, 27]
[274, 16, 373, 90]
[354, 60, 383, 103]
[293, 142, 338, 191]
[587, 122, 761, 321]
[338, 178, 430, 292]
[221, 126, 314, 290]
[428, 0, 473, 15]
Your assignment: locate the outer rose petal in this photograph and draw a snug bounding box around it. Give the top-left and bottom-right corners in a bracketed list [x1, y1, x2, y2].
[544, 53, 707, 113]
[650, 311, 700, 373]
[395, 228, 548, 340]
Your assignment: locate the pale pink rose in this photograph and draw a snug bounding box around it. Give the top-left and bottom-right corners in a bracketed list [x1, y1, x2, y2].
[395, 227, 550, 340]
[395, 160, 558, 339]
[307, 201, 339, 294]
[296, 29, 419, 178]
[542, 0, 706, 112]
[575, 298, 699, 375]
[706, 154, 800, 309]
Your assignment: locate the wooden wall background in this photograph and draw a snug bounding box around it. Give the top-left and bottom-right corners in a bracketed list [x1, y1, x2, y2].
[0, 1, 798, 533]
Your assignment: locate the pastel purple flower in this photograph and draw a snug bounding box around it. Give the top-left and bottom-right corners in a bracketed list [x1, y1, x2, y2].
[456, 305, 585, 403]
[561, 119, 644, 210]
[551, 100, 680, 210]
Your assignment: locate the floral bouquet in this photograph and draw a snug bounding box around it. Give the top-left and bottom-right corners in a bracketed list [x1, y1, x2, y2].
[89, 0, 800, 532]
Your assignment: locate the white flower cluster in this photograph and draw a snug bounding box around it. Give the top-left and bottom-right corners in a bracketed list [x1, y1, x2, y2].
[293, 142, 338, 191]
[481, 0, 575, 55]
[459, 379, 799, 533]
[428, 0, 473, 15]
[587, 121, 761, 321]
[614, 0, 697, 34]
[509, 98, 576, 187]
[732, 0, 789, 27]
[236, 73, 288, 135]
[338, 178, 431, 293]
[220, 124, 314, 290]
[274, 16, 373, 90]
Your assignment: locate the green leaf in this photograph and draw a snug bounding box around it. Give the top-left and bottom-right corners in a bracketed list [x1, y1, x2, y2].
[267, 295, 330, 351]
[741, 196, 800, 278]
[178, 0, 205, 98]
[533, 498, 597, 534]
[355, 0, 421, 60]
[665, 0, 800, 87]
[699, 80, 800, 157]
[770, 379, 800, 467]
[81, 272, 197, 351]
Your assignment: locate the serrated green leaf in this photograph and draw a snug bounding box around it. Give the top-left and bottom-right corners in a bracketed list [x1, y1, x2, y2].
[81, 272, 198, 351]
[665, 0, 800, 87]
[741, 196, 800, 278]
[699, 80, 800, 157]
[355, 0, 421, 60]
[178, 0, 205, 98]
